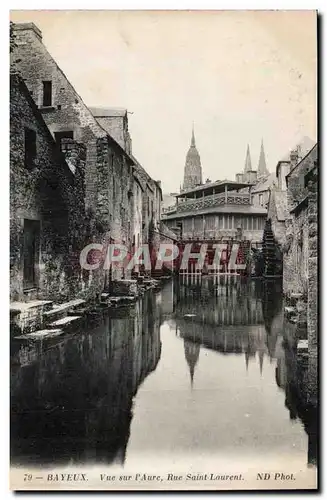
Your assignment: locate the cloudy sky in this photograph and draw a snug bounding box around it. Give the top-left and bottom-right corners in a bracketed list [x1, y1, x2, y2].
[11, 10, 317, 193]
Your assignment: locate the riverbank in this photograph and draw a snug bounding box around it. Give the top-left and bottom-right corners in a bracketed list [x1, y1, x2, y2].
[10, 275, 171, 340]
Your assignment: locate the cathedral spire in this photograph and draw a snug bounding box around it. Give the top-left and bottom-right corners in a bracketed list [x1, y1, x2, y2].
[183, 124, 203, 190]
[257, 139, 269, 177]
[244, 144, 252, 173]
[191, 122, 196, 147]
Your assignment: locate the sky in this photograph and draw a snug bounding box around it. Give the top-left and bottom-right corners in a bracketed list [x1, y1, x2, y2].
[10, 10, 317, 194]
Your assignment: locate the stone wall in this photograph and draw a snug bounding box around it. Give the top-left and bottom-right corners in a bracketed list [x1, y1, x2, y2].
[307, 175, 318, 405]
[283, 207, 309, 297]
[10, 74, 91, 302]
[286, 145, 318, 213]
[282, 145, 318, 298]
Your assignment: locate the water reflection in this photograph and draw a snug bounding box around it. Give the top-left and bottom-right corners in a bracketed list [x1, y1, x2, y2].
[154, 276, 317, 467]
[11, 277, 317, 469]
[11, 293, 161, 466]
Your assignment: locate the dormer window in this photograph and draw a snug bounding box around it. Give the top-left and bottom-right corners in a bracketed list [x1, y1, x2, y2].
[42, 81, 52, 107]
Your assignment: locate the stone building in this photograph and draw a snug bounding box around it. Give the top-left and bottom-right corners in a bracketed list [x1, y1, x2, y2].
[89, 107, 132, 155]
[11, 22, 136, 285]
[162, 180, 267, 243]
[90, 106, 164, 249]
[163, 132, 267, 244]
[10, 73, 87, 303]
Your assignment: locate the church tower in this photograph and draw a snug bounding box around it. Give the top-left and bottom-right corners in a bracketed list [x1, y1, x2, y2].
[182, 125, 203, 190]
[257, 139, 269, 177]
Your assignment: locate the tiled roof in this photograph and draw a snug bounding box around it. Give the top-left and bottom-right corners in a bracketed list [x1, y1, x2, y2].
[251, 173, 276, 193]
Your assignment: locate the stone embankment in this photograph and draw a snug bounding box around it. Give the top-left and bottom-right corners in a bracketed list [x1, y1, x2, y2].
[11, 276, 171, 341]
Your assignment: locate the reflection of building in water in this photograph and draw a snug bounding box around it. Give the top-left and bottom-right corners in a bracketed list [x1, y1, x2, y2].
[174, 277, 271, 369]
[11, 294, 161, 467]
[260, 279, 283, 335]
[183, 340, 200, 387]
[275, 340, 318, 467]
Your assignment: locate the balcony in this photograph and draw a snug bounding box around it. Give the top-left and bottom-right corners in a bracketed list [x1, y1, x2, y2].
[176, 192, 251, 213]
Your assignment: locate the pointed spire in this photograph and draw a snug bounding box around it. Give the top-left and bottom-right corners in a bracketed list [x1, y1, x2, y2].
[244, 144, 252, 173]
[257, 139, 269, 177]
[183, 122, 202, 190]
[191, 122, 196, 147]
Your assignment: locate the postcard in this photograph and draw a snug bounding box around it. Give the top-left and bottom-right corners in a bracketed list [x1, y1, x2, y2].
[9, 9, 318, 491]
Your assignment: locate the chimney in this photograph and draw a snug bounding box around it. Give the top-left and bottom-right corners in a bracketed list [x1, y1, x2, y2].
[290, 146, 300, 170]
[13, 22, 42, 43]
[236, 173, 244, 183]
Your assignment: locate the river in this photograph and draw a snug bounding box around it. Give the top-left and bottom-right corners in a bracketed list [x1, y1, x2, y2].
[10, 276, 317, 471]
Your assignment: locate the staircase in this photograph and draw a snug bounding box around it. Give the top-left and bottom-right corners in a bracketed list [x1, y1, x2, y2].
[11, 298, 86, 340]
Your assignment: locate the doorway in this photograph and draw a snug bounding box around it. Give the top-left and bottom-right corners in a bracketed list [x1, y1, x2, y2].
[23, 219, 40, 290]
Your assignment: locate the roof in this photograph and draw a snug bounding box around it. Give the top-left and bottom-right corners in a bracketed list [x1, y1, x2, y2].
[12, 23, 135, 166]
[177, 179, 253, 198]
[251, 173, 276, 193]
[162, 204, 267, 220]
[89, 107, 127, 118]
[290, 196, 308, 215]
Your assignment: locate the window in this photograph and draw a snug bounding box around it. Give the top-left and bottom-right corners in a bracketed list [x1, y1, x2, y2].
[54, 130, 74, 147]
[24, 128, 37, 169]
[42, 81, 52, 107]
[259, 193, 263, 206]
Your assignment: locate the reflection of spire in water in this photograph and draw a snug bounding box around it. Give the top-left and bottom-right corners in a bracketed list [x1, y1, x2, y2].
[245, 350, 249, 371]
[259, 350, 264, 375]
[183, 340, 200, 388]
